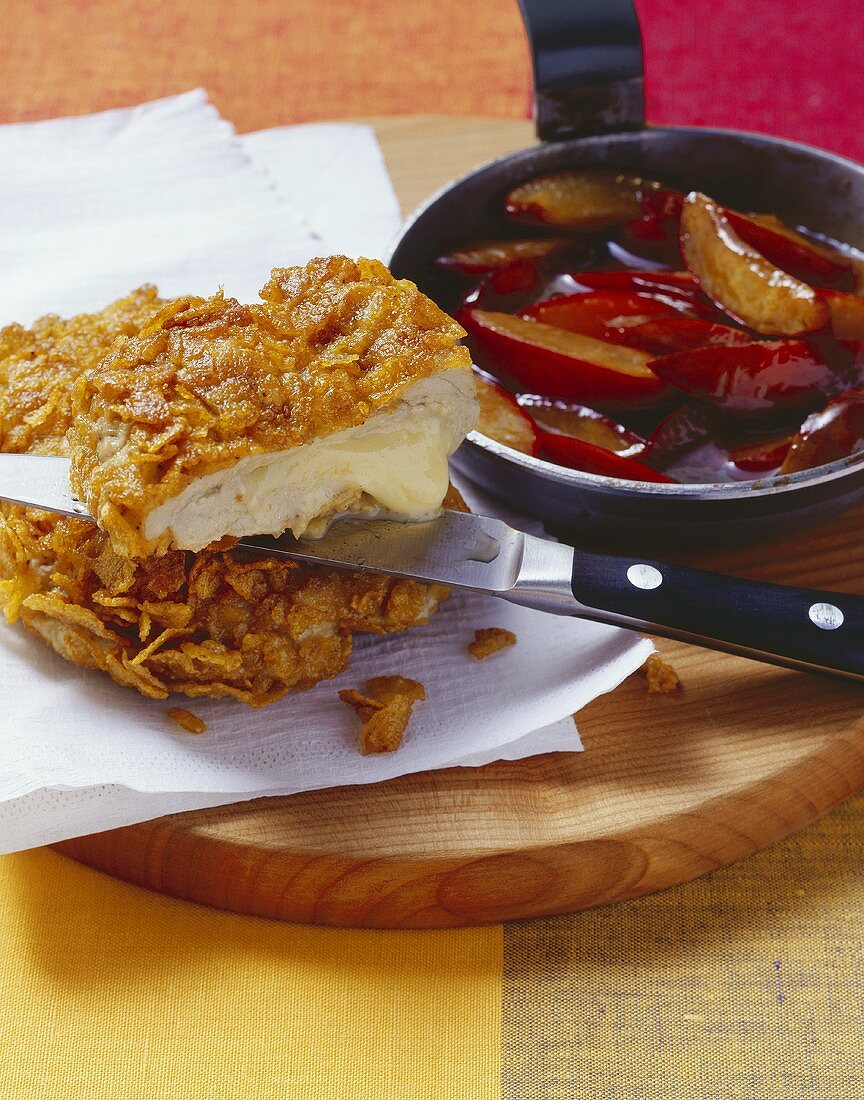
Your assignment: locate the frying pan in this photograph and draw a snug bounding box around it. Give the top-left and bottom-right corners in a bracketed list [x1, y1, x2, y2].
[388, 0, 864, 545]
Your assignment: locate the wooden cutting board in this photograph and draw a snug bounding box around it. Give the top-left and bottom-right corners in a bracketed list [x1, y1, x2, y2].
[56, 117, 864, 928]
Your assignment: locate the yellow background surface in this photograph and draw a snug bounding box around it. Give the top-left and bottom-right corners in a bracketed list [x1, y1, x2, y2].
[0, 850, 501, 1098]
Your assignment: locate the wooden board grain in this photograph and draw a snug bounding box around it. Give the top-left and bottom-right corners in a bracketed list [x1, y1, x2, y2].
[57, 117, 864, 928]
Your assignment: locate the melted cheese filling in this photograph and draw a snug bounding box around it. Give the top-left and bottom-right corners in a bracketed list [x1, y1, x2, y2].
[143, 371, 476, 552]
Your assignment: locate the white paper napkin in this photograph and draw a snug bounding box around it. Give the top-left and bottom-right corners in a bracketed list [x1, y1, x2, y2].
[0, 92, 652, 853]
[0, 89, 323, 326]
[242, 122, 403, 259]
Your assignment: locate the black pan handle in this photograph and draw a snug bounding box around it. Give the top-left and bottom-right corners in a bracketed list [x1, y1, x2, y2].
[517, 0, 645, 142]
[570, 547, 864, 680]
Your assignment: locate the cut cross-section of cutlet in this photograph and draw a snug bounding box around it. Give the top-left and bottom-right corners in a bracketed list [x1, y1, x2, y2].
[68, 257, 478, 559]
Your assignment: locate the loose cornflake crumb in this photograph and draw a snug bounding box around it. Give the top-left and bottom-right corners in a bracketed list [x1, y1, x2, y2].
[339, 675, 426, 754]
[468, 627, 517, 660]
[644, 653, 680, 694]
[168, 706, 208, 734]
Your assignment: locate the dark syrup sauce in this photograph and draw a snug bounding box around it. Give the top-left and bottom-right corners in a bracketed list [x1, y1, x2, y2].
[436, 202, 864, 485]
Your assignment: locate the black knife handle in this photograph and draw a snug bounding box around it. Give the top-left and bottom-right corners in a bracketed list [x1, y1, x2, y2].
[517, 0, 645, 141]
[570, 548, 864, 679]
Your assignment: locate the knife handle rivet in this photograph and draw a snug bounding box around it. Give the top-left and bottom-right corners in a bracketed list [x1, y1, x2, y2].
[809, 602, 844, 630]
[627, 564, 663, 591]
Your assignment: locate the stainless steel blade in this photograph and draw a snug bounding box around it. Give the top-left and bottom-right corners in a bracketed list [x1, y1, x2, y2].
[243, 511, 529, 595]
[0, 454, 92, 519]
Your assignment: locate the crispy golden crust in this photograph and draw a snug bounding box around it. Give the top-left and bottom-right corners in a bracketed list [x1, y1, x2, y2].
[644, 652, 681, 694]
[0, 496, 454, 707]
[0, 284, 463, 708]
[467, 627, 517, 660]
[0, 286, 164, 456]
[339, 675, 426, 754]
[68, 257, 471, 558]
[168, 707, 207, 734]
[0, 504, 448, 705]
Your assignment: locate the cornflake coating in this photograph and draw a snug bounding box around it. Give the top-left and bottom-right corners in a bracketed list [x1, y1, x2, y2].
[0, 288, 462, 708]
[468, 627, 517, 660]
[68, 256, 474, 559]
[339, 675, 426, 754]
[644, 653, 681, 694]
[364, 675, 426, 706]
[0, 287, 164, 456]
[168, 707, 207, 734]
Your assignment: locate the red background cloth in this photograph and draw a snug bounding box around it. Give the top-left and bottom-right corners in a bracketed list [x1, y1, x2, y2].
[639, 0, 864, 161]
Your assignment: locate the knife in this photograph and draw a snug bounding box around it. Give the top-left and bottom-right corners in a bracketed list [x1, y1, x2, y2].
[2, 454, 864, 682]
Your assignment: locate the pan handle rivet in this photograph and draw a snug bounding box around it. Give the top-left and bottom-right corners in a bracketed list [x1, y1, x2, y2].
[627, 564, 663, 590]
[809, 602, 844, 630]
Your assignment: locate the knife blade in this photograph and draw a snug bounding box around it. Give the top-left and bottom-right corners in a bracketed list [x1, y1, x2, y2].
[3, 453, 864, 682]
[0, 454, 92, 520]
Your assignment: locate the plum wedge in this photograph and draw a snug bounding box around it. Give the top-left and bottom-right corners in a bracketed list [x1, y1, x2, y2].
[473, 372, 540, 455]
[512, 395, 667, 481]
[642, 404, 719, 470]
[437, 239, 565, 275]
[516, 396, 646, 456]
[725, 211, 851, 286]
[463, 308, 666, 403]
[819, 289, 864, 341]
[572, 270, 698, 295]
[649, 340, 835, 415]
[622, 316, 753, 355]
[539, 433, 675, 483]
[780, 389, 864, 473]
[679, 192, 830, 336]
[523, 290, 691, 342]
[505, 169, 648, 231]
[569, 269, 717, 318]
[457, 260, 544, 318]
[728, 435, 793, 473]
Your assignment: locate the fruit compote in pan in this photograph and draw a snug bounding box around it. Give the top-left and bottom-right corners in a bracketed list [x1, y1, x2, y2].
[389, 0, 864, 546]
